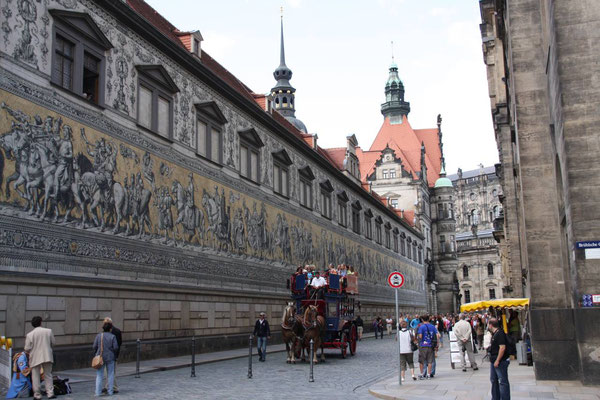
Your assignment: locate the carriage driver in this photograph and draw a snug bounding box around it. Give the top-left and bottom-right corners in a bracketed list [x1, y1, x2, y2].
[310, 271, 327, 299]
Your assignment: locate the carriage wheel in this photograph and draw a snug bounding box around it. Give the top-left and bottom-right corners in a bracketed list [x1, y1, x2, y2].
[349, 324, 358, 356]
[341, 332, 348, 359]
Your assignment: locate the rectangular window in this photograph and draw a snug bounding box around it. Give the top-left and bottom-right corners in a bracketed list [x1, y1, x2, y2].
[138, 85, 153, 130]
[352, 209, 361, 234]
[321, 191, 332, 219]
[382, 169, 388, 179]
[407, 242, 411, 259]
[82, 52, 99, 103]
[196, 120, 207, 156]
[273, 164, 280, 194]
[375, 224, 382, 244]
[489, 288, 496, 299]
[250, 150, 258, 182]
[464, 290, 471, 303]
[390, 199, 399, 209]
[400, 237, 406, 255]
[157, 96, 170, 138]
[418, 249, 423, 264]
[393, 234, 399, 252]
[389, 169, 396, 178]
[385, 229, 391, 248]
[440, 235, 446, 253]
[211, 128, 220, 162]
[53, 36, 74, 90]
[300, 178, 312, 208]
[338, 201, 347, 227]
[240, 145, 248, 177]
[364, 216, 372, 239]
[194, 38, 200, 55]
[282, 169, 288, 197]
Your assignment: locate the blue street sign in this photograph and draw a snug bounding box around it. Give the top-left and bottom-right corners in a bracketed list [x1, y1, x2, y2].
[576, 241, 600, 249]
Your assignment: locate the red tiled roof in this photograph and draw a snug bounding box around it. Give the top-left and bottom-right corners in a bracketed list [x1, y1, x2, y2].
[356, 147, 381, 183]
[322, 148, 346, 170]
[361, 115, 441, 187]
[126, 0, 186, 49]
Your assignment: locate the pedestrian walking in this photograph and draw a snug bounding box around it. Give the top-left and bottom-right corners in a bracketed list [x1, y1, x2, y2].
[386, 316, 393, 336]
[355, 315, 364, 341]
[417, 314, 439, 379]
[24, 316, 56, 400]
[397, 321, 417, 381]
[93, 321, 118, 397]
[102, 317, 122, 394]
[373, 317, 384, 339]
[489, 318, 511, 400]
[475, 315, 485, 350]
[454, 313, 479, 371]
[253, 312, 271, 361]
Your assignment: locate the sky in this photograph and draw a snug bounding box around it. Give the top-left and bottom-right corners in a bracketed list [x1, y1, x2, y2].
[145, 0, 498, 174]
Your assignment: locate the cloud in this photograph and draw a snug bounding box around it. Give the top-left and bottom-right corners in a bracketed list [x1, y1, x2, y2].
[286, 0, 302, 8]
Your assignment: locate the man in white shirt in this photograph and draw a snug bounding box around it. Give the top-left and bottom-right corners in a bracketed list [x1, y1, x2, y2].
[386, 317, 394, 336]
[454, 313, 478, 371]
[398, 320, 417, 381]
[310, 271, 326, 299]
[25, 316, 56, 400]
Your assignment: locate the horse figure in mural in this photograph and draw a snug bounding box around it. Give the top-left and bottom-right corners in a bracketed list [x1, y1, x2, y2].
[172, 175, 204, 244]
[202, 187, 228, 249]
[300, 304, 325, 364]
[0, 125, 29, 200]
[281, 302, 303, 364]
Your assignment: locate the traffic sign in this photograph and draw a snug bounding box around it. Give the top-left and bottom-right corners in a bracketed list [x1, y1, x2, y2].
[388, 271, 404, 288]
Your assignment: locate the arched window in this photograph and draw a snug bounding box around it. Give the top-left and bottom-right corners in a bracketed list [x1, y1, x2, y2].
[469, 209, 479, 226]
[462, 265, 469, 279]
[493, 205, 500, 219]
[487, 263, 494, 276]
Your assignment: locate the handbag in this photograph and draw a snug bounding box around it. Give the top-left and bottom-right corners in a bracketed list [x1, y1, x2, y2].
[409, 330, 419, 352]
[91, 333, 104, 370]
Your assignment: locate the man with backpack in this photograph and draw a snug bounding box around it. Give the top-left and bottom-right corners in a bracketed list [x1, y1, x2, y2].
[417, 314, 439, 379]
[489, 318, 512, 400]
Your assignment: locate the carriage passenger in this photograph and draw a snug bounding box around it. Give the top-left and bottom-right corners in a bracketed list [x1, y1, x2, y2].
[310, 271, 327, 299]
[328, 264, 338, 275]
[339, 264, 347, 277]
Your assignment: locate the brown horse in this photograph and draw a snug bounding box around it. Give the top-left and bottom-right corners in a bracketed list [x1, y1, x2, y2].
[301, 305, 325, 363]
[281, 302, 301, 364]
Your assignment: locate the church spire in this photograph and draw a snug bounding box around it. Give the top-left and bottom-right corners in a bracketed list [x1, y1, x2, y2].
[380, 46, 410, 122]
[271, 10, 307, 133]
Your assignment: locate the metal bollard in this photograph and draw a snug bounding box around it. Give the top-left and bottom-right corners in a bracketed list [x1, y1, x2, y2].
[191, 336, 196, 378]
[135, 339, 141, 378]
[309, 339, 314, 383]
[247, 335, 253, 379]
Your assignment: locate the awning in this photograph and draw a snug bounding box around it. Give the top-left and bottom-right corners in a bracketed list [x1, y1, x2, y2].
[460, 298, 529, 312]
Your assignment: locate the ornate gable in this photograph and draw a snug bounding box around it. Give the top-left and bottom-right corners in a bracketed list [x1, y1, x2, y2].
[49, 9, 113, 50]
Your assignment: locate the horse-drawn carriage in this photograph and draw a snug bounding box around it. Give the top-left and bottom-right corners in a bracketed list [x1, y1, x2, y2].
[281, 272, 359, 363]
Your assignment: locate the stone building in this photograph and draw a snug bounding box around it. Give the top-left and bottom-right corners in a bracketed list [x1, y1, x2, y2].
[0, 0, 427, 369]
[348, 61, 458, 314]
[480, 0, 600, 384]
[448, 166, 507, 304]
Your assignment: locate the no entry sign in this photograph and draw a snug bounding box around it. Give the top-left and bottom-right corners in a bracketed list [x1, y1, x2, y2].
[388, 271, 404, 288]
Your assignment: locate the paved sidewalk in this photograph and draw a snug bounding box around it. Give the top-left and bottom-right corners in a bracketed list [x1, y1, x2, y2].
[58, 332, 379, 384]
[369, 345, 600, 400]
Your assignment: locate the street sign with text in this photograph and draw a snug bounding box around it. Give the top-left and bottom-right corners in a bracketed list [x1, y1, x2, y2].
[388, 271, 404, 288]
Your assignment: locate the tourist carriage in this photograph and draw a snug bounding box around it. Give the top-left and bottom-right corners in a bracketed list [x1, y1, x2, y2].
[288, 272, 359, 358]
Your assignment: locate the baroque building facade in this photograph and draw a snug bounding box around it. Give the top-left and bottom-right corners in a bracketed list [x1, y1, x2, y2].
[480, 0, 600, 385]
[448, 166, 507, 304]
[0, 0, 428, 369]
[345, 61, 458, 314]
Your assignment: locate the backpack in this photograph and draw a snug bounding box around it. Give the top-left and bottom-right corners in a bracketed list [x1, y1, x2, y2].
[504, 332, 517, 357]
[53, 376, 72, 395]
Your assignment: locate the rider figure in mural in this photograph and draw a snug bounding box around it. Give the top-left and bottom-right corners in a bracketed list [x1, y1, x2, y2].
[51, 124, 73, 198]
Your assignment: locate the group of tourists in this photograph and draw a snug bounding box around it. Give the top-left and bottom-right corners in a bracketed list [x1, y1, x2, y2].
[6, 316, 122, 399]
[294, 263, 357, 299]
[384, 311, 518, 400]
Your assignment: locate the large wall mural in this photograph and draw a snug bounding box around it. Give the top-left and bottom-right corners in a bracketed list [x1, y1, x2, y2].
[0, 92, 425, 294]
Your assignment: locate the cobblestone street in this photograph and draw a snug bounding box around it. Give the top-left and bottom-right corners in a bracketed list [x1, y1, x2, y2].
[60, 335, 400, 399]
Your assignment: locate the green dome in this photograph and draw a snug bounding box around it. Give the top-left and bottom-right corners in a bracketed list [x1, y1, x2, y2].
[434, 176, 453, 188]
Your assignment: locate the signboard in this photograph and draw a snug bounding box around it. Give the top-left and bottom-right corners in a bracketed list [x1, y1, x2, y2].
[585, 248, 600, 259]
[387, 272, 404, 288]
[583, 294, 600, 307]
[576, 241, 600, 249]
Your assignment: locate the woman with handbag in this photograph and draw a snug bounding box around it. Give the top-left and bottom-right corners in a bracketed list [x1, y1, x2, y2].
[92, 322, 118, 396]
[398, 320, 418, 381]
